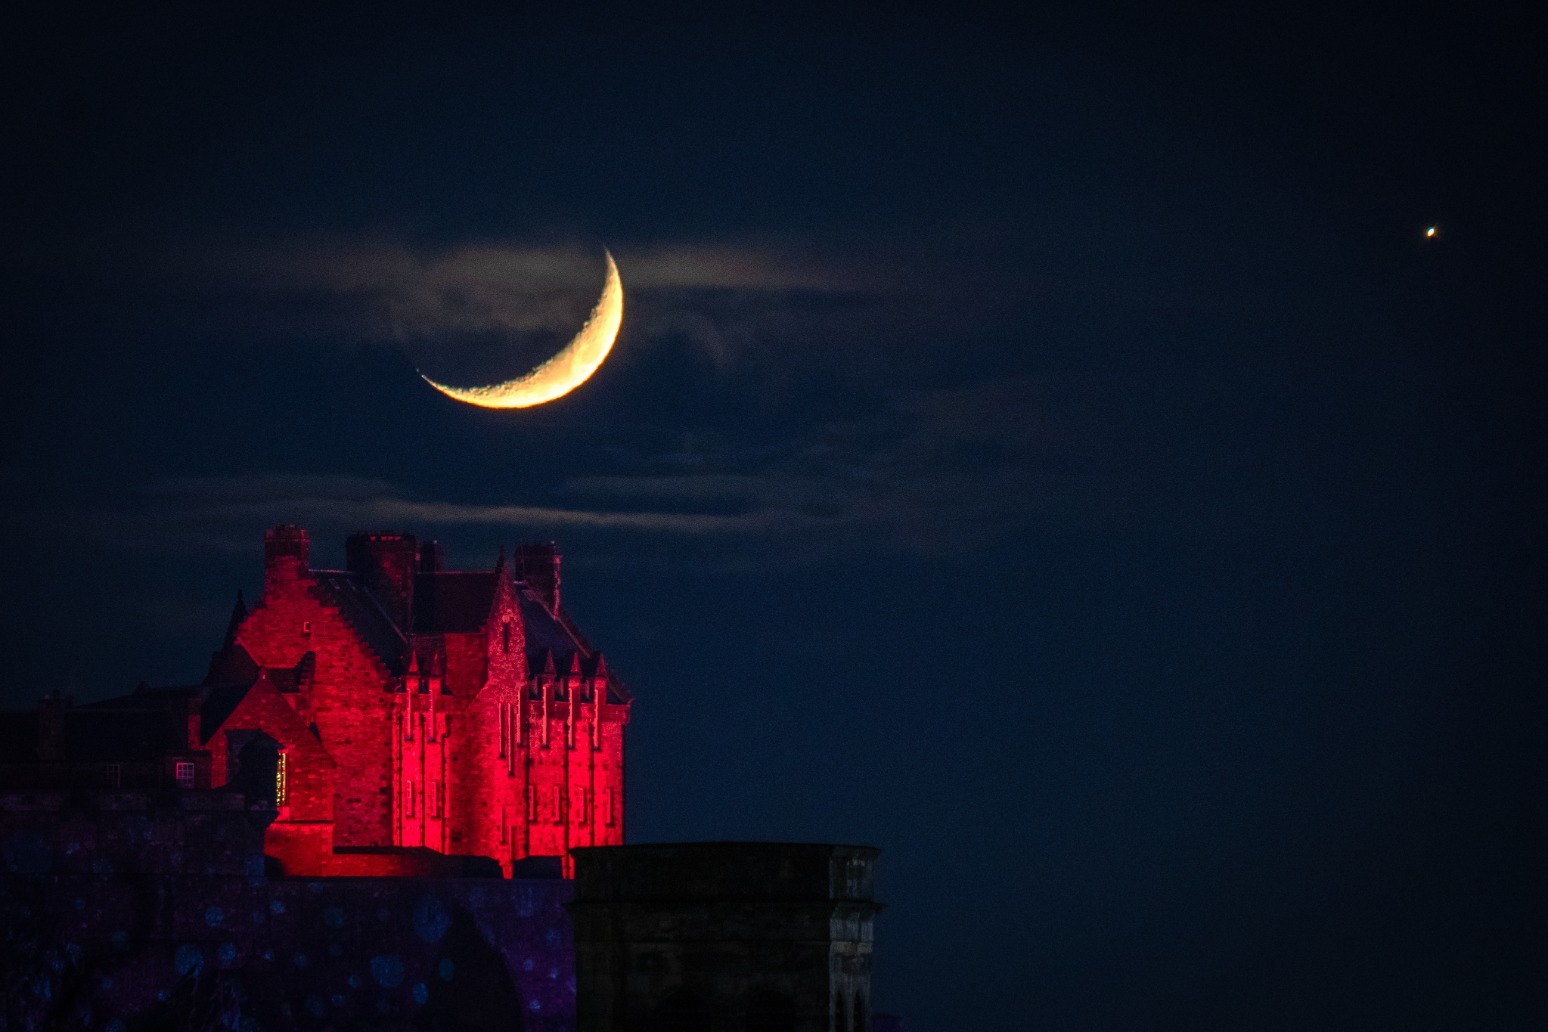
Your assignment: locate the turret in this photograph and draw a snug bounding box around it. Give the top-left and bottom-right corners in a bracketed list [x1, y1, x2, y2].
[486, 549, 528, 687]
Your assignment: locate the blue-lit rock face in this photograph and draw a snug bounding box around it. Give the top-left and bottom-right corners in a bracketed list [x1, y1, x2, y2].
[0, 792, 576, 1031]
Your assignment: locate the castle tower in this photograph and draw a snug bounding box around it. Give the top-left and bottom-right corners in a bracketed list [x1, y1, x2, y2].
[204, 527, 629, 877]
[571, 844, 880, 1032]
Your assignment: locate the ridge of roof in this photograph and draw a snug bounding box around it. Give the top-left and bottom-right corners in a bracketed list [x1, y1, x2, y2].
[221, 590, 248, 650]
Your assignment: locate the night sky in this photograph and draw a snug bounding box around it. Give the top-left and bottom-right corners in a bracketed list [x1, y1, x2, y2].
[1, 4, 1540, 1029]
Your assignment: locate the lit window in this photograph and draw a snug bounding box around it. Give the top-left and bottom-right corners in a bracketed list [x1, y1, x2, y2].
[175, 761, 196, 788]
[275, 752, 288, 807]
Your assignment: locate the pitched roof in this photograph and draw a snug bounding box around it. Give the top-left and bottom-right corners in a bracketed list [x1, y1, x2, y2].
[204, 641, 260, 686]
[518, 590, 586, 663]
[412, 571, 496, 635]
[199, 683, 251, 742]
[408, 567, 628, 696]
[312, 571, 407, 675]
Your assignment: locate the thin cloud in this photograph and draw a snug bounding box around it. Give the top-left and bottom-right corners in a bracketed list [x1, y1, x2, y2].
[161, 235, 913, 375]
[39, 472, 854, 559]
[32, 377, 1153, 568]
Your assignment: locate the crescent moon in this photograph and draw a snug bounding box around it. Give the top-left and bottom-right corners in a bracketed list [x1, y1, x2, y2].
[420, 250, 623, 409]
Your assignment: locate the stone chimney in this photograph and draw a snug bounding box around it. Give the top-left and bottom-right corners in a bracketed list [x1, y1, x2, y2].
[263, 525, 311, 590]
[346, 532, 419, 631]
[514, 543, 561, 611]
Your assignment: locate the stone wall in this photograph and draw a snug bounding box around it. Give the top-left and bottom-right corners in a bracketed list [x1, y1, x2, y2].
[1, 791, 576, 1032]
[570, 842, 880, 1032]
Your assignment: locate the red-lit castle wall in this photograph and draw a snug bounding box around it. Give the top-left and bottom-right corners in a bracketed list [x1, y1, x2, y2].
[233, 527, 395, 852]
[212, 527, 629, 878]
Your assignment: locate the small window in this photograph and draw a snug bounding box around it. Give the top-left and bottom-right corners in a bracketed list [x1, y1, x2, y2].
[502, 621, 510, 653]
[551, 785, 564, 825]
[604, 787, 616, 827]
[429, 780, 441, 818]
[404, 780, 415, 818]
[572, 787, 589, 825]
[526, 784, 537, 822]
[175, 761, 196, 789]
[302, 620, 312, 635]
[102, 763, 122, 789]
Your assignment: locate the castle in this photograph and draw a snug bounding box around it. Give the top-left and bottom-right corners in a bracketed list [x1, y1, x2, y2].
[2, 526, 631, 878]
[0, 526, 888, 1031]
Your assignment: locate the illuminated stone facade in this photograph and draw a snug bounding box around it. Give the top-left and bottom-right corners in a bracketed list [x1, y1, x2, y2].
[0, 526, 631, 879]
[220, 526, 631, 877]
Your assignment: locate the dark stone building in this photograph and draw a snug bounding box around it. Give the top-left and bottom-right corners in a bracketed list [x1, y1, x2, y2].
[0, 532, 896, 1030]
[0, 526, 631, 879]
[570, 843, 880, 1032]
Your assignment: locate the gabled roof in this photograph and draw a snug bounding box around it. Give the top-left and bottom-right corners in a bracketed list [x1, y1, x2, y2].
[412, 571, 496, 635]
[410, 571, 604, 681]
[199, 683, 250, 742]
[518, 591, 584, 661]
[281, 547, 626, 701]
[312, 571, 407, 676]
[205, 640, 260, 686]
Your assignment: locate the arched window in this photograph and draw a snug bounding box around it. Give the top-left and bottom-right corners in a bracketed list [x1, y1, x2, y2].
[230, 732, 281, 808]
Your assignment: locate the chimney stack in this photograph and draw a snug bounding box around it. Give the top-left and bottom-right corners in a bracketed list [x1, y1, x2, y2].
[346, 532, 419, 632]
[263, 525, 311, 589]
[514, 543, 561, 611]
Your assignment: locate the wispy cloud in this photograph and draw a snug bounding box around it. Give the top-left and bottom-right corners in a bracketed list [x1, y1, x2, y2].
[175, 237, 896, 372]
[36, 469, 855, 561]
[30, 377, 1151, 568]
